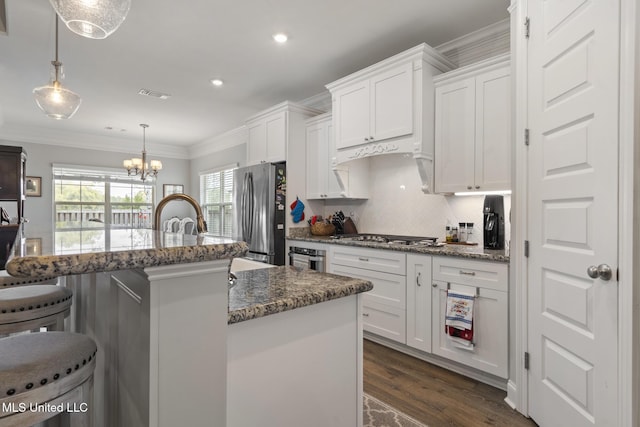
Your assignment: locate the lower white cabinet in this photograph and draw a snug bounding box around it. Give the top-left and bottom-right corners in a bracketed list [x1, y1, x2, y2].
[330, 246, 406, 344]
[406, 254, 432, 353]
[431, 257, 508, 378]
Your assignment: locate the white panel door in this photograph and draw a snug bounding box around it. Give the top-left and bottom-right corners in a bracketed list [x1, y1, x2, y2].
[434, 78, 475, 193]
[370, 62, 413, 141]
[527, 0, 620, 425]
[475, 66, 511, 191]
[247, 120, 266, 165]
[334, 81, 370, 149]
[406, 254, 432, 352]
[265, 112, 286, 162]
[305, 122, 327, 199]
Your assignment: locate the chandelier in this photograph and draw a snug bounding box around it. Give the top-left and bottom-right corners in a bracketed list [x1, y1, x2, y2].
[33, 15, 82, 120]
[123, 124, 163, 181]
[49, 0, 132, 40]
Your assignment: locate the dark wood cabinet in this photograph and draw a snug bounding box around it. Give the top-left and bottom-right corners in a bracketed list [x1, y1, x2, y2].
[0, 145, 27, 221]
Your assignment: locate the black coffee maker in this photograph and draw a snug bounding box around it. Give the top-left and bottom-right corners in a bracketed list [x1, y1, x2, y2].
[483, 195, 505, 250]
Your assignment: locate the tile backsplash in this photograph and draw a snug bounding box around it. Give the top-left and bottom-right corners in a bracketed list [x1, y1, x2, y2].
[322, 154, 511, 247]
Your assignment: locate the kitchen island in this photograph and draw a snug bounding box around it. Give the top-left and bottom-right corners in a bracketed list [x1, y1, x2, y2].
[4, 227, 372, 427]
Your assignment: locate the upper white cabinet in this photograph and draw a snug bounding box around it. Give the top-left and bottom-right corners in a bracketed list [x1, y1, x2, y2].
[333, 63, 413, 149]
[326, 44, 454, 193]
[245, 101, 321, 166]
[434, 54, 511, 193]
[305, 113, 342, 199]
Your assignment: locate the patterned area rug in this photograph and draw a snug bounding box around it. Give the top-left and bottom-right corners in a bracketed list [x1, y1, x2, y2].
[364, 393, 428, 427]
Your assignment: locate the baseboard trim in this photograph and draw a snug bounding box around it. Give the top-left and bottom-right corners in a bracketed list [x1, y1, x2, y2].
[364, 333, 508, 391]
[504, 380, 518, 410]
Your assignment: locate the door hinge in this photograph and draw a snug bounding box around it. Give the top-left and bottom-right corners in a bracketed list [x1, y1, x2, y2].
[524, 240, 529, 257]
[524, 128, 530, 146]
[525, 17, 530, 38]
[524, 352, 530, 370]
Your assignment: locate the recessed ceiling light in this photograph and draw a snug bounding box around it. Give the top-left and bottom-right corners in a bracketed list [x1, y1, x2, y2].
[273, 33, 288, 43]
[210, 79, 224, 87]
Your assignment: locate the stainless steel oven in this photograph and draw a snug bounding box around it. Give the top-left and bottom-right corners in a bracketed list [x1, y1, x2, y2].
[289, 246, 326, 272]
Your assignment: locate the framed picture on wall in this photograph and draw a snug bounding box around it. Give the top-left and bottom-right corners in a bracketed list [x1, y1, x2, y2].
[25, 176, 42, 197]
[163, 184, 184, 198]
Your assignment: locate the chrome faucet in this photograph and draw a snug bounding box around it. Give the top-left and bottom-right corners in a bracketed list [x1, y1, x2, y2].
[153, 193, 208, 234]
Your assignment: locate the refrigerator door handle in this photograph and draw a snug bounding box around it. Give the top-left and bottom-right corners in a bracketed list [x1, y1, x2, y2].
[246, 172, 254, 239]
[241, 172, 249, 240]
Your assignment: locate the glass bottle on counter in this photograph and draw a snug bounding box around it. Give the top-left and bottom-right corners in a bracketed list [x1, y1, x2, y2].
[445, 225, 452, 242]
[451, 226, 459, 242]
[458, 222, 467, 243]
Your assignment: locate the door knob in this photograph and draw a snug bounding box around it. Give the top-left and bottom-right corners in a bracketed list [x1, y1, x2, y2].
[587, 264, 613, 281]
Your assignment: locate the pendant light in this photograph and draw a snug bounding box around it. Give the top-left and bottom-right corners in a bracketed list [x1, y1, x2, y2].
[123, 124, 163, 181]
[49, 0, 131, 40]
[33, 16, 82, 120]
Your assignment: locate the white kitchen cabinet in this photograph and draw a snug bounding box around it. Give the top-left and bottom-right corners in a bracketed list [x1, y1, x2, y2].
[430, 256, 508, 378]
[305, 113, 342, 199]
[332, 63, 413, 150]
[406, 254, 432, 353]
[326, 44, 454, 193]
[330, 246, 407, 344]
[434, 54, 511, 193]
[245, 101, 321, 166]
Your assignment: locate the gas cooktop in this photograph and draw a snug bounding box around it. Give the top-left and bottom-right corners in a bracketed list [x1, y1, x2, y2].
[332, 234, 443, 247]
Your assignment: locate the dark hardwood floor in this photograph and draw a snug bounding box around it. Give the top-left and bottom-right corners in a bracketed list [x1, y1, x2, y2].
[363, 339, 538, 427]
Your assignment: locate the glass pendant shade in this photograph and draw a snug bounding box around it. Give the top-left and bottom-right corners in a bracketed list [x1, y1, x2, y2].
[49, 0, 132, 39]
[33, 79, 82, 120]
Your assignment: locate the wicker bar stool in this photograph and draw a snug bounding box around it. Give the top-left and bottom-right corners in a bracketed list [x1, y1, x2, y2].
[0, 332, 97, 426]
[0, 285, 73, 335]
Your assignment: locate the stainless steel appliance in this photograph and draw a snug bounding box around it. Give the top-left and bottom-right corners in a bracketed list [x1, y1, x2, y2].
[483, 195, 505, 249]
[232, 162, 286, 265]
[289, 246, 326, 272]
[332, 233, 442, 247]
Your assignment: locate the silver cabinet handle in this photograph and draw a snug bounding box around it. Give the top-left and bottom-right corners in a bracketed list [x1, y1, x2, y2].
[362, 313, 370, 317]
[475, 185, 480, 189]
[432, 283, 438, 288]
[459, 270, 476, 276]
[358, 257, 369, 262]
[587, 264, 613, 281]
[467, 186, 472, 190]
[364, 137, 369, 141]
[416, 272, 421, 287]
[370, 136, 374, 140]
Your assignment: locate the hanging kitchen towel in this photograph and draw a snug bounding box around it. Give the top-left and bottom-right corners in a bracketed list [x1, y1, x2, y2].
[445, 289, 475, 348]
[290, 197, 305, 223]
[445, 290, 475, 329]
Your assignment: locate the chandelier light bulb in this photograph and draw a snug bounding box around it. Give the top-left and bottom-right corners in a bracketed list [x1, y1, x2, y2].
[49, 0, 132, 39]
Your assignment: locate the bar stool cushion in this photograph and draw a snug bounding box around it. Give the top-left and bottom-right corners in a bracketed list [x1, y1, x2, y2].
[0, 332, 97, 397]
[0, 285, 73, 325]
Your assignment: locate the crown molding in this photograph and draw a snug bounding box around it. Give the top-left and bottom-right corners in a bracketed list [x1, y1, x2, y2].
[0, 123, 190, 159]
[297, 91, 332, 112]
[187, 125, 247, 159]
[436, 18, 510, 67]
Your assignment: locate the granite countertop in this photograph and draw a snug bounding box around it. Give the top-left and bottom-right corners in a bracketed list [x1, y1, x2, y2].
[5, 226, 248, 279]
[228, 265, 373, 324]
[287, 235, 509, 263]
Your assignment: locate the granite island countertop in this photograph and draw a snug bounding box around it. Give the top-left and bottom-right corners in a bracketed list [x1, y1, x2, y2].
[4, 226, 248, 279]
[228, 266, 373, 324]
[287, 235, 509, 263]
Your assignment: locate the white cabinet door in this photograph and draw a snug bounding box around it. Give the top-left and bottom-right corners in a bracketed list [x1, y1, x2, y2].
[246, 111, 286, 165]
[431, 281, 508, 378]
[406, 254, 432, 353]
[247, 120, 267, 165]
[306, 122, 327, 199]
[306, 116, 342, 199]
[474, 66, 511, 191]
[434, 78, 476, 193]
[331, 264, 406, 310]
[370, 63, 413, 142]
[334, 81, 370, 149]
[265, 111, 286, 163]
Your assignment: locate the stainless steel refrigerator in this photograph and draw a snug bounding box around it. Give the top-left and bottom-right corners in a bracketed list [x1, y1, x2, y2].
[232, 162, 286, 265]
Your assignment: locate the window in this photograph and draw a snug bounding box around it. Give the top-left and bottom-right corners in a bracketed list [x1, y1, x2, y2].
[53, 165, 154, 231]
[200, 166, 235, 237]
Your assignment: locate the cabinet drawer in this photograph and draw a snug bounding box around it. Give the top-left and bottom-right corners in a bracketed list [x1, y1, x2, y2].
[361, 300, 406, 344]
[432, 257, 508, 291]
[330, 246, 406, 275]
[331, 264, 405, 309]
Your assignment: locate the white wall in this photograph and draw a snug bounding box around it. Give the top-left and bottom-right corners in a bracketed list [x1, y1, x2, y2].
[0, 140, 191, 234]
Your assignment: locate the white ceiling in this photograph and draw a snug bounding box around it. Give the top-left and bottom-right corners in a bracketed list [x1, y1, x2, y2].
[0, 0, 509, 158]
